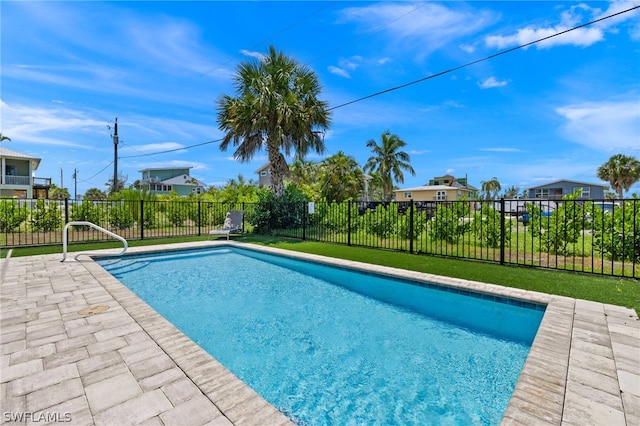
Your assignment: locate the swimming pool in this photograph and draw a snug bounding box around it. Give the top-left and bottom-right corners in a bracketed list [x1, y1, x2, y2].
[97, 246, 545, 425]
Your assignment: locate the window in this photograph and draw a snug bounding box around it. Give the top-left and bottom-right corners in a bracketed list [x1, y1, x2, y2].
[403, 192, 412, 199]
[260, 171, 267, 176]
[5, 165, 16, 176]
[573, 186, 590, 198]
[535, 189, 549, 198]
[436, 191, 447, 201]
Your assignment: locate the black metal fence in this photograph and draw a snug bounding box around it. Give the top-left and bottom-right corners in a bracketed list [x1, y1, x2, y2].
[1, 197, 638, 278]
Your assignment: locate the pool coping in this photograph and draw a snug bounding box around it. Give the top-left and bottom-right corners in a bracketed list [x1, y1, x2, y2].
[1, 241, 638, 425]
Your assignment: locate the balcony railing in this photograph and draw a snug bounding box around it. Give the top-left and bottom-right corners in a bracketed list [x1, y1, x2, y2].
[2, 175, 30, 185]
[1, 175, 52, 187]
[33, 177, 52, 187]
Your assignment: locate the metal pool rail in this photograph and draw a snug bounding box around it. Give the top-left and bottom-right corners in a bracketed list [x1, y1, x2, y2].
[61, 221, 128, 262]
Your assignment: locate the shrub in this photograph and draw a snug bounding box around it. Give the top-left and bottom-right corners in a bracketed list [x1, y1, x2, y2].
[528, 191, 586, 256]
[591, 200, 639, 263]
[0, 199, 28, 232]
[108, 205, 134, 229]
[249, 185, 307, 233]
[472, 205, 510, 248]
[70, 200, 105, 229]
[166, 202, 188, 227]
[30, 199, 62, 232]
[430, 202, 471, 243]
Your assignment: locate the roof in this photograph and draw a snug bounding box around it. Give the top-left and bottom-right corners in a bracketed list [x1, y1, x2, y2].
[254, 162, 271, 173]
[394, 185, 475, 192]
[161, 174, 206, 186]
[139, 167, 192, 172]
[0, 146, 42, 169]
[528, 179, 608, 190]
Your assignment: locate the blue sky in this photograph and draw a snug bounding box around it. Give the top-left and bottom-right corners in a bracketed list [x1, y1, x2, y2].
[2, 1, 639, 198]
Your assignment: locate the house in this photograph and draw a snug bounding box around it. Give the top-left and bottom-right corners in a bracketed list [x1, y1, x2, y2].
[393, 184, 476, 203]
[138, 167, 206, 196]
[526, 179, 608, 200]
[394, 174, 478, 202]
[255, 163, 273, 187]
[0, 147, 51, 199]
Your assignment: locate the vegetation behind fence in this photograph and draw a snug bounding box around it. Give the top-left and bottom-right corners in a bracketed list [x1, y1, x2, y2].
[1, 197, 638, 278]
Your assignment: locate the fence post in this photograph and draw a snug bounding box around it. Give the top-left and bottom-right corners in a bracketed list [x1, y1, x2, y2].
[409, 199, 414, 254]
[302, 201, 307, 241]
[64, 198, 69, 224]
[500, 197, 506, 265]
[348, 201, 352, 246]
[197, 200, 201, 236]
[140, 200, 145, 240]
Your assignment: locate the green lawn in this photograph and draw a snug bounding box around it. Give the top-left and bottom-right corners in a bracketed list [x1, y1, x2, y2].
[4, 235, 639, 315]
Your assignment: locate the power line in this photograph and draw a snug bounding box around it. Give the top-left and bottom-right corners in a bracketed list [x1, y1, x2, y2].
[119, 138, 224, 158]
[328, 4, 640, 111]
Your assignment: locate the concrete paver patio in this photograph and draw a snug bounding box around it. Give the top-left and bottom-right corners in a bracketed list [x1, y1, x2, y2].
[1, 241, 638, 425]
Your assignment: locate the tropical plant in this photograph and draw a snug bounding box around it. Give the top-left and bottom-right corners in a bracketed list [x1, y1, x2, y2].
[430, 201, 471, 243]
[49, 184, 71, 200]
[472, 204, 510, 248]
[215, 174, 259, 204]
[217, 45, 331, 198]
[249, 184, 307, 233]
[108, 205, 134, 230]
[70, 200, 105, 229]
[364, 131, 415, 202]
[84, 188, 107, 201]
[597, 154, 640, 200]
[480, 177, 502, 200]
[105, 173, 128, 195]
[590, 199, 639, 263]
[30, 199, 62, 232]
[528, 190, 586, 255]
[0, 199, 28, 232]
[319, 151, 364, 203]
[0, 133, 10, 143]
[502, 185, 520, 199]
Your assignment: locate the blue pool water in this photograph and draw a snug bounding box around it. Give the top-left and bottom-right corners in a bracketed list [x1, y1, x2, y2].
[97, 247, 544, 425]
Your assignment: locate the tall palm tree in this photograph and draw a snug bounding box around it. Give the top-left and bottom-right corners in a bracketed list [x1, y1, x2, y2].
[363, 131, 415, 202]
[597, 154, 640, 200]
[319, 151, 364, 203]
[217, 46, 331, 198]
[0, 133, 10, 143]
[481, 177, 502, 200]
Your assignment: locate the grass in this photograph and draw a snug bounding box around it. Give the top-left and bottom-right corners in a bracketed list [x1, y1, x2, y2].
[4, 234, 639, 315]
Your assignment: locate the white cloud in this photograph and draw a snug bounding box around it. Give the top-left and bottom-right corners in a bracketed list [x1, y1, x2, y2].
[0, 100, 109, 149]
[328, 66, 351, 78]
[485, 1, 639, 50]
[478, 77, 508, 89]
[338, 2, 498, 59]
[555, 99, 640, 151]
[240, 49, 267, 61]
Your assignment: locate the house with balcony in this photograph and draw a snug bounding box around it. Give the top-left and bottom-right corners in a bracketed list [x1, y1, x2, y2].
[394, 174, 478, 203]
[138, 167, 206, 196]
[526, 179, 608, 200]
[0, 147, 51, 199]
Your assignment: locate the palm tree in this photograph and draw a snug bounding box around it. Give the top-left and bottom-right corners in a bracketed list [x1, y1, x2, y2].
[84, 188, 107, 201]
[363, 130, 415, 202]
[0, 133, 10, 143]
[481, 177, 502, 200]
[597, 154, 640, 200]
[217, 46, 331, 198]
[319, 151, 364, 203]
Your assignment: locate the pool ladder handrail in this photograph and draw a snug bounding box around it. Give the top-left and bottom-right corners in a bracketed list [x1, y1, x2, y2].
[61, 221, 128, 262]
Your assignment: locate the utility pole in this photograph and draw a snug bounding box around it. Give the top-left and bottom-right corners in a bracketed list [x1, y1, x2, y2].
[60, 168, 63, 189]
[72, 168, 78, 200]
[112, 118, 119, 193]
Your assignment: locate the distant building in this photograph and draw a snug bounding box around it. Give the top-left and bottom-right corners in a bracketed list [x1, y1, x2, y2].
[138, 167, 206, 196]
[394, 174, 478, 202]
[526, 179, 608, 200]
[0, 147, 51, 198]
